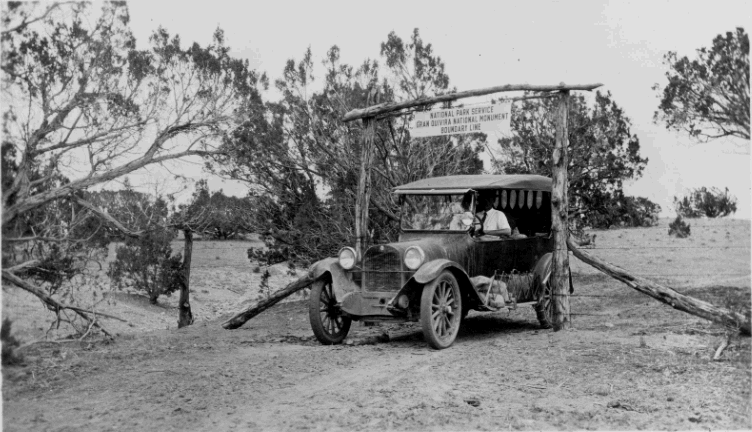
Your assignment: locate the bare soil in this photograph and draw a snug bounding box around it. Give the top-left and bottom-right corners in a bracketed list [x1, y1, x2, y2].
[3, 219, 751, 431]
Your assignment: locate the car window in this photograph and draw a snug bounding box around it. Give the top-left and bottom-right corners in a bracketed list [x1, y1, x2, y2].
[401, 194, 472, 231]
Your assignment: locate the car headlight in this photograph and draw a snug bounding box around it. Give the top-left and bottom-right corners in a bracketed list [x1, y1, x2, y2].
[404, 246, 425, 270]
[338, 247, 357, 270]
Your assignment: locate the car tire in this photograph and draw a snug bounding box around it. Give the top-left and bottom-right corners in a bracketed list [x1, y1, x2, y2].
[309, 278, 351, 345]
[534, 264, 573, 329]
[420, 270, 462, 349]
[534, 277, 554, 329]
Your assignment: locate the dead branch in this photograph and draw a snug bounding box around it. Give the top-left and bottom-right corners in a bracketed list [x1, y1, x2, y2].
[2, 270, 127, 338]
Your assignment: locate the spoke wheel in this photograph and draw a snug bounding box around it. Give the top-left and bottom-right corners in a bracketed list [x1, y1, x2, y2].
[420, 271, 462, 349]
[309, 279, 351, 345]
[534, 279, 554, 329]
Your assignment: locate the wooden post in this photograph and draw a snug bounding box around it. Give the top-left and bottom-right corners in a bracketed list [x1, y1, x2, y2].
[177, 229, 194, 328]
[354, 117, 375, 259]
[551, 90, 571, 331]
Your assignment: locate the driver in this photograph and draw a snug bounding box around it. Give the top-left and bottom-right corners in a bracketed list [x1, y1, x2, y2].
[472, 191, 511, 238]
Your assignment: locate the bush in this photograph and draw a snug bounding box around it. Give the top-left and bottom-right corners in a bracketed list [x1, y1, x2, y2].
[582, 194, 662, 229]
[668, 215, 691, 238]
[1, 318, 23, 366]
[247, 195, 347, 267]
[108, 229, 183, 304]
[675, 187, 737, 218]
[258, 268, 272, 297]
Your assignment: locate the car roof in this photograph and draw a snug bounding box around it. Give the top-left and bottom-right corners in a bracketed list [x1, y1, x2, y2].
[393, 174, 552, 194]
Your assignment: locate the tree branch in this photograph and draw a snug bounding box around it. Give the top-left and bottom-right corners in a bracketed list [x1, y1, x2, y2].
[2, 271, 127, 339]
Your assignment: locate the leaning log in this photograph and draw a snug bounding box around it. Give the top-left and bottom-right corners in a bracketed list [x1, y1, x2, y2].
[566, 238, 751, 336]
[221, 272, 316, 330]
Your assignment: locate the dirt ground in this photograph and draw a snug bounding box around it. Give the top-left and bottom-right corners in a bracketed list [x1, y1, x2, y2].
[2, 219, 751, 431]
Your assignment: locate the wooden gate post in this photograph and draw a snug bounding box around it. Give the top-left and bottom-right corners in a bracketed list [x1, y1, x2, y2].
[355, 117, 376, 259]
[551, 90, 571, 331]
[177, 229, 194, 328]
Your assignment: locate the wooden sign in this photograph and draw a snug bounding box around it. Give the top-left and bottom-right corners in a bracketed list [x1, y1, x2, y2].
[409, 102, 511, 138]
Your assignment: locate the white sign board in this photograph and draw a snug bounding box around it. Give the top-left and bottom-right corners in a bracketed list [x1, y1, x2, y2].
[409, 102, 511, 138]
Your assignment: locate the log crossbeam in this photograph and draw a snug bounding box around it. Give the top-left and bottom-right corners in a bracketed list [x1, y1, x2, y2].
[342, 83, 602, 122]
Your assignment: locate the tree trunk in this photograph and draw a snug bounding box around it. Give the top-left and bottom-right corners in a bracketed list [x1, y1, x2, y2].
[551, 90, 571, 331]
[177, 229, 194, 328]
[354, 117, 375, 259]
[566, 238, 751, 336]
[222, 272, 316, 330]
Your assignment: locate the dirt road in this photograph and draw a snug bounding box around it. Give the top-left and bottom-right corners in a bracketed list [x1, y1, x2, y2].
[4, 290, 750, 431]
[3, 222, 751, 430]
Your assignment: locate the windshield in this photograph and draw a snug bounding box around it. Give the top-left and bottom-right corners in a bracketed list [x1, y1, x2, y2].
[401, 193, 475, 231]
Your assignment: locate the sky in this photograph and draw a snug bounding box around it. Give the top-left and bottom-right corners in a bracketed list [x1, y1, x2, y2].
[127, 0, 751, 218]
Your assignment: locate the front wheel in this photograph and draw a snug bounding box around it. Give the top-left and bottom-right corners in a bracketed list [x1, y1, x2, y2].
[420, 271, 462, 349]
[309, 279, 351, 345]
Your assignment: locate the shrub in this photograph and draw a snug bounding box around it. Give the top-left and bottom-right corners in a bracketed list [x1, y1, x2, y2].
[668, 215, 691, 238]
[258, 268, 272, 297]
[675, 187, 737, 218]
[582, 194, 662, 229]
[108, 229, 183, 304]
[1, 318, 23, 366]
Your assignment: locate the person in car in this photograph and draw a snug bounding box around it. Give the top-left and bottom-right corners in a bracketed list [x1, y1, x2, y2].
[449, 191, 474, 230]
[472, 191, 511, 238]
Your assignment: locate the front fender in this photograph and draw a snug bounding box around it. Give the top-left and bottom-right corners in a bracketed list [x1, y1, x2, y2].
[309, 257, 358, 300]
[413, 258, 464, 284]
[389, 259, 482, 309]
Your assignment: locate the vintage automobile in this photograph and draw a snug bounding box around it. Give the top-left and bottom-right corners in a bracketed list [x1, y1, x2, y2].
[308, 174, 572, 349]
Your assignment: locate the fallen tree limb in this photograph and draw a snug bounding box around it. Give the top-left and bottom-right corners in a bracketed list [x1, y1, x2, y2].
[566, 238, 751, 336]
[222, 271, 316, 330]
[2, 270, 127, 337]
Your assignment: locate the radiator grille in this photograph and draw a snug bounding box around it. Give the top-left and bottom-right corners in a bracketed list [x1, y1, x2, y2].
[364, 246, 403, 291]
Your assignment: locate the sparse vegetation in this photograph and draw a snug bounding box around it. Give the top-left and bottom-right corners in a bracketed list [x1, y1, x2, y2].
[258, 268, 272, 298]
[668, 215, 691, 238]
[1, 318, 23, 366]
[675, 187, 738, 218]
[108, 230, 183, 304]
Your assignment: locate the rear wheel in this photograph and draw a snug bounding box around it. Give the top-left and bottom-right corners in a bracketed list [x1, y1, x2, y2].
[420, 271, 462, 349]
[534, 278, 554, 329]
[309, 279, 351, 344]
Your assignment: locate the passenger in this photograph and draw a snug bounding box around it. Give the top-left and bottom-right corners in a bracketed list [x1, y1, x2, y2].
[449, 191, 474, 230]
[472, 191, 511, 239]
[411, 213, 429, 230]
